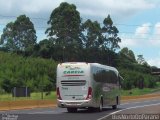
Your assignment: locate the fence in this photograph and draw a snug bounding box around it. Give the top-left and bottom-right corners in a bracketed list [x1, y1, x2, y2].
[0, 90, 56, 101]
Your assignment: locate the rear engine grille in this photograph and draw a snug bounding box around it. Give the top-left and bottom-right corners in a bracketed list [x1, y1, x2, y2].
[61, 80, 86, 86]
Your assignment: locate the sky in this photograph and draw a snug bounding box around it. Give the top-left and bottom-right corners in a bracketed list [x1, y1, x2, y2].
[0, 0, 160, 67]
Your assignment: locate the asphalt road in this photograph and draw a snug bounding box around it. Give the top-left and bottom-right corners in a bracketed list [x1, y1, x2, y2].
[0, 99, 160, 120]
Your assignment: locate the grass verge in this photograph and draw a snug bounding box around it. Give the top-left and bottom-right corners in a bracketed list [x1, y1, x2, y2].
[121, 87, 160, 96]
[1, 82, 160, 101]
[0, 91, 56, 101]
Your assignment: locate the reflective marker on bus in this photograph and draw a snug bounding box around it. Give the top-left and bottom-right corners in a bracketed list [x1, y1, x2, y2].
[86, 87, 92, 100]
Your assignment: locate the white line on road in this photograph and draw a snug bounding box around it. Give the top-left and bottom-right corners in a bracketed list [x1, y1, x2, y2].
[121, 99, 159, 105]
[29, 110, 56, 114]
[97, 102, 160, 120]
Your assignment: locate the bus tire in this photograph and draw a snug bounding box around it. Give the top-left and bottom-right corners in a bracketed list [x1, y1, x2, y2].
[112, 96, 118, 109]
[116, 96, 119, 105]
[88, 107, 94, 112]
[112, 105, 117, 109]
[67, 108, 77, 113]
[97, 99, 103, 112]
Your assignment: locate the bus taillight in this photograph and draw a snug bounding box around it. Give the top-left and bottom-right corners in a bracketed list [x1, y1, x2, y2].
[86, 87, 92, 100]
[57, 87, 62, 100]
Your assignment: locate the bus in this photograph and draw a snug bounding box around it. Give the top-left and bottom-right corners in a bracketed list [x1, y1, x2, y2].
[56, 62, 121, 112]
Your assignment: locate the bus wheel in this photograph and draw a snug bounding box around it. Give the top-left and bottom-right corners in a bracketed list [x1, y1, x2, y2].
[112, 105, 117, 109]
[116, 96, 119, 105]
[97, 99, 103, 112]
[88, 107, 94, 112]
[67, 108, 77, 113]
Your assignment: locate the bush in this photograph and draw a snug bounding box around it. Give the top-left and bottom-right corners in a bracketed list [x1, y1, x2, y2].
[0, 51, 57, 93]
[119, 69, 157, 90]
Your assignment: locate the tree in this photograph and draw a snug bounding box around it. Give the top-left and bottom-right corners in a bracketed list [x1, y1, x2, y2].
[137, 75, 144, 89]
[0, 22, 17, 51]
[137, 55, 145, 65]
[45, 2, 82, 61]
[102, 15, 121, 51]
[119, 47, 136, 62]
[36, 39, 54, 58]
[117, 47, 138, 70]
[1, 78, 13, 93]
[81, 19, 103, 49]
[1, 15, 37, 53]
[80, 19, 104, 62]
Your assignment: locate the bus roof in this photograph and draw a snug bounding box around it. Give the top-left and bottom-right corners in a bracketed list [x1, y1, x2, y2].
[58, 62, 118, 73]
[90, 63, 118, 73]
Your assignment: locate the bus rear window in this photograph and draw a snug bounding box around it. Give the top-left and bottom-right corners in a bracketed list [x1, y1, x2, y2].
[61, 80, 86, 86]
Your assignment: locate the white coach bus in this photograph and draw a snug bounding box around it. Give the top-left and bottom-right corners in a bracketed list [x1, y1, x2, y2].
[56, 62, 121, 112]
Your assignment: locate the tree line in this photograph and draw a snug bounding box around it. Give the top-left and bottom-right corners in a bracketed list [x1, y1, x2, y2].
[0, 2, 159, 93]
[0, 2, 121, 65]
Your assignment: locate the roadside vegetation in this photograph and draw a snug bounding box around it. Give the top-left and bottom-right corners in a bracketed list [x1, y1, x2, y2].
[0, 2, 160, 100]
[121, 82, 160, 96]
[0, 51, 57, 94]
[0, 91, 56, 101]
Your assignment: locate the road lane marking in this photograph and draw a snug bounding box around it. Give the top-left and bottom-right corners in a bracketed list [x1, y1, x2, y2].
[121, 99, 159, 105]
[97, 102, 160, 120]
[29, 110, 56, 114]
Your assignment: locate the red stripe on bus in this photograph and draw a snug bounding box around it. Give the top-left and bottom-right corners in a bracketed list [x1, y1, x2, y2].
[63, 75, 84, 77]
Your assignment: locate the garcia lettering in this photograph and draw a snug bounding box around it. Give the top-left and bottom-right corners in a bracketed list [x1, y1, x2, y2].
[63, 70, 84, 74]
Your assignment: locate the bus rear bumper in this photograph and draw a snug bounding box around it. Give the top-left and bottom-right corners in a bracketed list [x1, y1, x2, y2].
[57, 99, 96, 108]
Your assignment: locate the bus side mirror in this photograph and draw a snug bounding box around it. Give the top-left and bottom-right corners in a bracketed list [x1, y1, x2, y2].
[119, 75, 124, 87]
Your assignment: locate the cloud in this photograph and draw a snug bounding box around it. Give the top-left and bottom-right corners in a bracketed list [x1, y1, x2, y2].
[0, 0, 157, 20]
[0, 0, 158, 26]
[135, 23, 151, 38]
[69, 0, 156, 21]
[119, 23, 152, 48]
[0, 0, 13, 13]
[149, 38, 160, 46]
[119, 38, 138, 48]
[0, 0, 63, 14]
[22, 0, 63, 14]
[147, 58, 160, 67]
[154, 22, 160, 35]
[120, 22, 160, 48]
[148, 22, 160, 46]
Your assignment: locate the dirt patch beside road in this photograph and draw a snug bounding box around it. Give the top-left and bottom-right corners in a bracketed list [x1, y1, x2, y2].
[122, 94, 160, 100]
[122, 93, 160, 103]
[0, 100, 57, 111]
